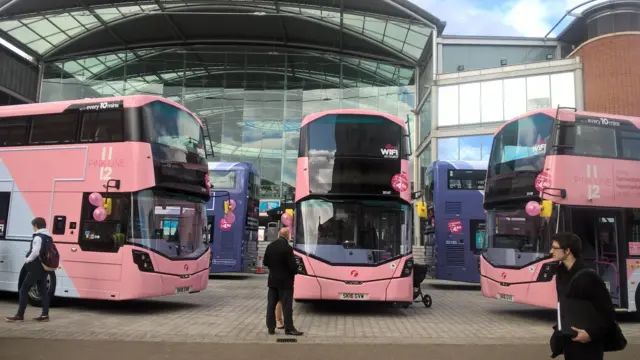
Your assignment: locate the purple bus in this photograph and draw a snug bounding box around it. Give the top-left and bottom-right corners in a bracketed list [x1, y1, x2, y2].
[207, 162, 260, 273]
[424, 161, 488, 283]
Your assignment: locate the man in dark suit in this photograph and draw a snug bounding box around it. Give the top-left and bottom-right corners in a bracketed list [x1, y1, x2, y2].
[263, 227, 303, 336]
[550, 232, 615, 360]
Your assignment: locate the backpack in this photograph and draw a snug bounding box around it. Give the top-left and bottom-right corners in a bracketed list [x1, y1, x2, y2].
[39, 234, 60, 271]
[568, 268, 627, 352]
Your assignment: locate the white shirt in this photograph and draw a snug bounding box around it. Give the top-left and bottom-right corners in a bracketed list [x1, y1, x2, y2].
[557, 302, 562, 331]
[26, 228, 51, 263]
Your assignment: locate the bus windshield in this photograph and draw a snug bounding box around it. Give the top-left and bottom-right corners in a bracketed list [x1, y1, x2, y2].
[489, 113, 553, 177]
[142, 101, 206, 157]
[209, 170, 237, 190]
[484, 208, 551, 267]
[131, 189, 208, 259]
[295, 198, 411, 265]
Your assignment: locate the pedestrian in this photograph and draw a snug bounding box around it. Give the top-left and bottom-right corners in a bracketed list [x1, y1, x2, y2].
[5, 217, 53, 322]
[263, 227, 303, 336]
[274, 236, 295, 329]
[549, 232, 615, 360]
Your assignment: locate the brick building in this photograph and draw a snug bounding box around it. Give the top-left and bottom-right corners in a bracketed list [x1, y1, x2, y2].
[559, 1, 640, 117]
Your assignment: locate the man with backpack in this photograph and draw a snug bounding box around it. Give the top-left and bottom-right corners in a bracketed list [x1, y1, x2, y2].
[549, 232, 626, 359]
[5, 217, 55, 322]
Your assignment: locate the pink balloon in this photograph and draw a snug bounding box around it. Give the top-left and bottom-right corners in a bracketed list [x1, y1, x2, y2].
[228, 199, 237, 212]
[88, 192, 103, 207]
[224, 211, 236, 224]
[525, 201, 541, 217]
[93, 206, 107, 222]
[281, 213, 292, 227]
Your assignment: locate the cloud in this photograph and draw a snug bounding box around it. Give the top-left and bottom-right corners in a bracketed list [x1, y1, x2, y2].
[410, 0, 602, 37]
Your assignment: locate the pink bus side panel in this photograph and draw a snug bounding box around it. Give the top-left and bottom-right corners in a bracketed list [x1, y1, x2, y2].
[0, 141, 209, 300]
[546, 155, 640, 208]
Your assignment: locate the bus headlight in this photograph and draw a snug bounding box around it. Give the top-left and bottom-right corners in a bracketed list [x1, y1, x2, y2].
[294, 255, 307, 275]
[132, 249, 155, 272]
[400, 258, 414, 277]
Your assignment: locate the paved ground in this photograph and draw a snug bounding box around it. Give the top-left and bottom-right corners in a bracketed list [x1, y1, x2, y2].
[0, 274, 639, 345]
[3, 339, 640, 360]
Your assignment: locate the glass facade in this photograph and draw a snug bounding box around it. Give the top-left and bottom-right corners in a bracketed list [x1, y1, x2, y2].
[41, 50, 416, 199]
[419, 144, 432, 184]
[442, 44, 557, 73]
[437, 72, 576, 127]
[419, 94, 432, 142]
[437, 135, 493, 161]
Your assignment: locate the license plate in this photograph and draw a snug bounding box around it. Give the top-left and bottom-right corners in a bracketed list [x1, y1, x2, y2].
[176, 286, 191, 294]
[498, 293, 514, 302]
[340, 293, 367, 300]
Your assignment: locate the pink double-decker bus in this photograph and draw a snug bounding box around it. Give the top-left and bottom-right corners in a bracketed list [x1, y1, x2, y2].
[292, 109, 415, 304]
[481, 107, 640, 312]
[0, 95, 212, 306]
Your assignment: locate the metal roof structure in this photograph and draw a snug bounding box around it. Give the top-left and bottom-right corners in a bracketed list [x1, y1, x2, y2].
[0, 1, 442, 160]
[0, 1, 445, 65]
[556, 0, 640, 44]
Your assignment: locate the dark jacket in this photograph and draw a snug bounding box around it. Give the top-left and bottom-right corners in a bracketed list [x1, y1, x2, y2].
[551, 260, 615, 359]
[263, 237, 298, 289]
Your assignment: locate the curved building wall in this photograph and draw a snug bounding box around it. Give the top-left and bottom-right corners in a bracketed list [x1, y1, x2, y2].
[40, 50, 416, 200]
[570, 32, 640, 116]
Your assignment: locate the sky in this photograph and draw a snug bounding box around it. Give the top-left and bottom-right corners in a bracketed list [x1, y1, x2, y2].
[410, 0, 609, 37]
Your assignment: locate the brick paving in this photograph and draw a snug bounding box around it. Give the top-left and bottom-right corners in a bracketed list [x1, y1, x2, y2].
[0, 274, 638, 344]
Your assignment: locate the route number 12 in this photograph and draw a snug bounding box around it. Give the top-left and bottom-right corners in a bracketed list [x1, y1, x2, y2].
[100, 146, 113, 181]
[586, 164, 600, 199]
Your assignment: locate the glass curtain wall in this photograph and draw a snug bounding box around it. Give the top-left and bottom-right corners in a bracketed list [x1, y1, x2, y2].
[41, 49, 416, 199]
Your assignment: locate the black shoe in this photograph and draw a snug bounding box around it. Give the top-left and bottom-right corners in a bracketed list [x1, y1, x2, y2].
[5, 316, 23, 323]
[285, 328, 304, 336]
[33, 315, 49, 322]
[268, 328, 275, 335]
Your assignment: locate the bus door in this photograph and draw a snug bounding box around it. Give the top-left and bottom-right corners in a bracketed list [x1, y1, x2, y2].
[207, 216, 215, 245]
[594, 214, 622, 306]
[570, 208, 622, 306]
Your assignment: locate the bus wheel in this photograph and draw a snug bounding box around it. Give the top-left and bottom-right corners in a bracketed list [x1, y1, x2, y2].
[20, 272, 57, 307]
[422, 294, 432, 308]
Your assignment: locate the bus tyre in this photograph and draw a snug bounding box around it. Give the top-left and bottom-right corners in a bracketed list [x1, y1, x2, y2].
[18, 271, 56, 307]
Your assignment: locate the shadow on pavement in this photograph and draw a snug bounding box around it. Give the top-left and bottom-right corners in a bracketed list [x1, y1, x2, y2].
[299, 300, 412, 316]
[2, 338, 639, 360]
[487, 306, 640, 324]
[0, 290, 201, 315]
[209, 274, 252, 280]
[427, 283, 482, 291]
